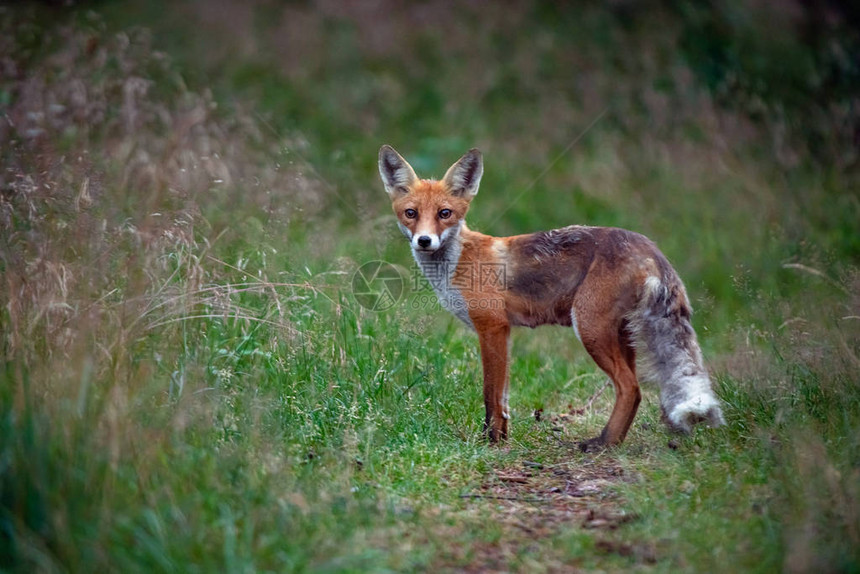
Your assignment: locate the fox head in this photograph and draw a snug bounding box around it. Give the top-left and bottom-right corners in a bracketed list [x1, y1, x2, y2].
[378, 145, 483, 253]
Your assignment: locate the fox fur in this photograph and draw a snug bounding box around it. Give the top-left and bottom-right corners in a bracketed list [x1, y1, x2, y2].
[379, 144, 724, 448]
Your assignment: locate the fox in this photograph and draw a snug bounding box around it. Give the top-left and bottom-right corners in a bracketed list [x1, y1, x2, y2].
[378, 144, 725, 449]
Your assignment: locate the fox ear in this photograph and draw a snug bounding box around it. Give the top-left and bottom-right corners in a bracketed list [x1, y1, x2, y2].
[379, 145, 418, 197]
[443, 148, 483, 198]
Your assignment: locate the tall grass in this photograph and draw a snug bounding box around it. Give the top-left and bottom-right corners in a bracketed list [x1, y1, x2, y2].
[1, 2, 858, 572]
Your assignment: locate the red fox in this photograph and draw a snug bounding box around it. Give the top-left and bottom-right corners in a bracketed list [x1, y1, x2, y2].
[378, 145, 725, 449]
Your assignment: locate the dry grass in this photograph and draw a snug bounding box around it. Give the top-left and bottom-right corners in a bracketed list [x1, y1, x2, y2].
[0, 17, 326, 370]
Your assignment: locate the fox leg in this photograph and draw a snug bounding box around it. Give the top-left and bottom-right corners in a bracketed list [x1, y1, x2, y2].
[477, 322, 511, 443]
[576, 315, 641, 451]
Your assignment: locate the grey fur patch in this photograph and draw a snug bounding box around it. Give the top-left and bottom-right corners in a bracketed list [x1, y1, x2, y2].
[411, 222, 474, 330]
[528, 225, 585, 259]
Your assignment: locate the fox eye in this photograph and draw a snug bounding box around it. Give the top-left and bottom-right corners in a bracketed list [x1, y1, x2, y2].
[404, 208, 418, 219]
[438, 209, 452, 219]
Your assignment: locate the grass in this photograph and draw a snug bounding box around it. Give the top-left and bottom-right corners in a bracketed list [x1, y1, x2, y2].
[1, 1, 858, 572]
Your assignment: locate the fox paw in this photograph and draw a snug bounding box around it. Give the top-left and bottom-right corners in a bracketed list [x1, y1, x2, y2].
[578, 437, 608, 453]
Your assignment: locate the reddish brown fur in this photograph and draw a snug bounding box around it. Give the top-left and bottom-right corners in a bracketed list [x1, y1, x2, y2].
[379, 145, 721, 448]
[447, 224, 664, 445]
[391, 180, 471, 241]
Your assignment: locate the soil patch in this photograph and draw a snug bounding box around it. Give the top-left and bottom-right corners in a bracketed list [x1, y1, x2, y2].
[442, 452, 654, 572]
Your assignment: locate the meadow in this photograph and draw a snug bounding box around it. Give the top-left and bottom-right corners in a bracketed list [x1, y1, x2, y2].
[1, 1, 858, 572]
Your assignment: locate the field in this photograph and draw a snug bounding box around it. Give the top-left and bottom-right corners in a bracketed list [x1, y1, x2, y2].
[1, 1, 859, 572]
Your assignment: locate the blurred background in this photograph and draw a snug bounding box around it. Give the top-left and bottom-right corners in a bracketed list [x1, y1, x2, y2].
[1, 1, 858, 571]
[3, 1, 859, 288]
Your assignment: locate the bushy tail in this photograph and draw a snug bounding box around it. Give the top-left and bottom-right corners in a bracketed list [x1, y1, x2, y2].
[628, 274, 725, 433]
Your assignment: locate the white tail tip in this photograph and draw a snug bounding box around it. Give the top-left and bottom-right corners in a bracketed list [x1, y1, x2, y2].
[665, 394, 725, 434]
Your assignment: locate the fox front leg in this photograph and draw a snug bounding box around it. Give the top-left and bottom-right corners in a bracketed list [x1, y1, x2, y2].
[477, 322, 511, 443]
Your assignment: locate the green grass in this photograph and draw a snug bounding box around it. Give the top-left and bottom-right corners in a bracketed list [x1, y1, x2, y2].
[1, 1, 858, 572]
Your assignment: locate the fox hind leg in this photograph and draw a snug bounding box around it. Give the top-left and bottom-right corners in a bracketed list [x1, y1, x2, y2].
[574, 310, 641, 451]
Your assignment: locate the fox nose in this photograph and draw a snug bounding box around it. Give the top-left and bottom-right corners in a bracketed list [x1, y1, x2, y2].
[417, 236, 432, 248]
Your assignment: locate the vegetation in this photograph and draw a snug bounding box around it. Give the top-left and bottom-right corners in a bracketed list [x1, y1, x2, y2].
[1, 1, 858, 571]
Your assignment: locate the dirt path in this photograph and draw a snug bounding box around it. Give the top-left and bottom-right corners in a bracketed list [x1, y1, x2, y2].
[428, 445, 659, 572]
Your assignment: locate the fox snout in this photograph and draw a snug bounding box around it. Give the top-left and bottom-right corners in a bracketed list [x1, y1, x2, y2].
[413, 233, 441, 251]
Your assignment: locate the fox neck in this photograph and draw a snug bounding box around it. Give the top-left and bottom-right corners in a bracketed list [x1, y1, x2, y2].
[410, 221, 474, 329]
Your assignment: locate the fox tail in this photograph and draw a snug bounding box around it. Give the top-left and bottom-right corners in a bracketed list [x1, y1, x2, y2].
[628, 273, 725, 433]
